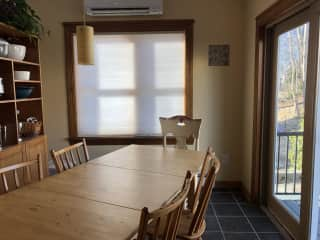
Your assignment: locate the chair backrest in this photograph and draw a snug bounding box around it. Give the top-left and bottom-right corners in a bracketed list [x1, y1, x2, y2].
[188, 154, 220, 236]
[0, 154, 43, 193]
[189, 147, 215, 213]
[159, 116, 202, 150]
[136, 171, 192, 240]
[51, 138, 89, 173]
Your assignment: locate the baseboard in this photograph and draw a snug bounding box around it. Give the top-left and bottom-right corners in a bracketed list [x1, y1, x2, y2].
[215, 181, 242, 190]
[214, 181, 252, 202]
[240, 184, 252, 202]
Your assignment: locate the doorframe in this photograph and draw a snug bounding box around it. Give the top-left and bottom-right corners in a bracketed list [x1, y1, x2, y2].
[251, 0, 314, 202]
[252, 0, 319, 238]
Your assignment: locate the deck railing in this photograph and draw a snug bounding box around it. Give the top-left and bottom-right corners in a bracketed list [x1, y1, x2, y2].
[275, 131, 303, 195]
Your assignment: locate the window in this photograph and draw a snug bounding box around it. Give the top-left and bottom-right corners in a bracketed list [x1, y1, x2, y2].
[75, 33, 186, 136]
[64, 20, 194, 145]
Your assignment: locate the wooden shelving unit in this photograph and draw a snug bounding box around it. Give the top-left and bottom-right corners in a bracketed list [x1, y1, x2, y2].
[0, 23, 43, 145]
[0, 22, 48, 186]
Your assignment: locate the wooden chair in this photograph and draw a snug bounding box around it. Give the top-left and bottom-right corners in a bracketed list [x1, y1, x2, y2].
[0, 154, 43, 193]
[51, 138, 89, 173]
[135, 171, 192, 240]
[159, 116, 202, 150]
[177, 151, 221, 240]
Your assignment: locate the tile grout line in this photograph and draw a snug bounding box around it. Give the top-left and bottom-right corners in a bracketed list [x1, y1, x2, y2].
[210, 192, 281, 239]
[215, 215, 226, 239]
[233, 193, 262, 240]
[210, 201, 226, 240]
[206, 230, 279, 234]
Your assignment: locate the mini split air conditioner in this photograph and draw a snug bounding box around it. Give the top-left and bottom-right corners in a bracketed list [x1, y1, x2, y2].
[85, 0, 163, 16]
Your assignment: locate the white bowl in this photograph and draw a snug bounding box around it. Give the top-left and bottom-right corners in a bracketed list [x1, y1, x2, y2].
[14, 71, 30, 80]
[8, 44, 26, 61]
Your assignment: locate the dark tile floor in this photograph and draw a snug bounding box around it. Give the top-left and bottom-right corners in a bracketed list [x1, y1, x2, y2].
[204, 190, 284, 240]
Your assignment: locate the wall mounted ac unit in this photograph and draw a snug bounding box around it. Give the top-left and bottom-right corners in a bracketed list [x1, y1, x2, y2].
[85, 0, 163, 16]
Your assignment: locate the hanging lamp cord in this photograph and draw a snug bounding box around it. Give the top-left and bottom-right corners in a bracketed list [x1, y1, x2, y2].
[83, 0, 86, 26]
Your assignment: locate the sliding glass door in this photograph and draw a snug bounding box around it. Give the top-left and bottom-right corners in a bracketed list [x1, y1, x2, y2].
[265, 2, 320, 238]
[267, 13, 310, 238]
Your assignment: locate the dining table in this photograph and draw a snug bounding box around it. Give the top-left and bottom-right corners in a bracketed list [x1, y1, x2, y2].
[0, 145, 205, 240]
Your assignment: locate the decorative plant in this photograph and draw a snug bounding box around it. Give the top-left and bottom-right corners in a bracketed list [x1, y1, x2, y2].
[0, 0, 43, 37]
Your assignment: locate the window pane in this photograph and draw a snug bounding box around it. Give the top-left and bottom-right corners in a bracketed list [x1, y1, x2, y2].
[273, 23, 309, 220]
[74, 33, 186, 136]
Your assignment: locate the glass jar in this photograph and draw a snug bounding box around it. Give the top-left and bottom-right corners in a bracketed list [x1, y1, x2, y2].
[0, 38, 9, 57]
[0, 77, 4, 96]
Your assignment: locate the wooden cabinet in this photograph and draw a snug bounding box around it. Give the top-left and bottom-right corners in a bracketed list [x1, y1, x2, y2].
[0, 143, 25, 193]
[0, 135, 48, 194]
[0, 143, 25, 168]
[25, 135, 48, 175]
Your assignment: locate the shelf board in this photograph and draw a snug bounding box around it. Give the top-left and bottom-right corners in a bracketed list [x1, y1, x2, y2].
[15, 80, 41, 84]
[0, 22, 38, 39]
[15, 97, 42, 103]
[0, 99, 15, 104]
[0, 56, 40, 66]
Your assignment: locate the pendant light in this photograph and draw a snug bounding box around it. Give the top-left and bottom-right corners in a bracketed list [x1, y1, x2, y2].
[76, 1, 94, 65]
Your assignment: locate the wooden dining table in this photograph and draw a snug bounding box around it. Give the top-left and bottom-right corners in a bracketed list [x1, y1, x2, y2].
[0, 145, 205, 240]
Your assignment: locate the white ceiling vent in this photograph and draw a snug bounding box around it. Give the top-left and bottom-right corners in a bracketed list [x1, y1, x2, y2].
[85, 0, 163, 16]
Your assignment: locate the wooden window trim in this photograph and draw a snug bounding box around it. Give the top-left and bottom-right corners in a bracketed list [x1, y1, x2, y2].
[63, 20, 194, 145]
[251, 0, 314, 202]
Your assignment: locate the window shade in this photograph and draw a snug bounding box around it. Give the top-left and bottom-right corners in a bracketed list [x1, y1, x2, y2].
[74, 33, 186, 136]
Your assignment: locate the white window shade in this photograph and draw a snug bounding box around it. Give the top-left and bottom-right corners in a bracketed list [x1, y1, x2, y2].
[74, 33, 186, 136]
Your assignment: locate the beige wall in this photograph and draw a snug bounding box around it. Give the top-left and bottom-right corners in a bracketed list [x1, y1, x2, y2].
[27, 0, 246, 181]
[242, 0, 277, 193]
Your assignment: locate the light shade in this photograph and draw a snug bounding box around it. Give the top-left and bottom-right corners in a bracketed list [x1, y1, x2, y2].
[76, 25, 94, 65]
